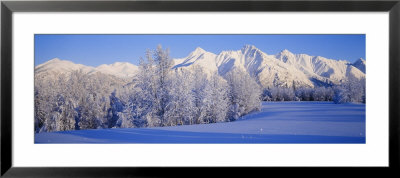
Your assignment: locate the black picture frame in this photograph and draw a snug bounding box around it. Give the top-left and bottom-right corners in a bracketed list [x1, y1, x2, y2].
[1, 0, 399, 177]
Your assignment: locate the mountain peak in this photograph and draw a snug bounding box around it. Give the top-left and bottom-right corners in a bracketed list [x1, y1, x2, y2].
[35, 58, 96, 74]
[241, 45, 261, 55]
[353, 58, 366, 65]
[280, 49, 293, 55]
[242, 44, 257, 51]
[111, 62, 130, 66]
[48, 58, 61, 62]
[44, 58, 75, 65]
[193, 47, 206, 54]
[95, 62, 138, 78]
[275, 49, 297, 64]
[357, 58, 366, 62]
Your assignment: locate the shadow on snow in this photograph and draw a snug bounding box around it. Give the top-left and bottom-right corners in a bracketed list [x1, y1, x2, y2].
[34, 101, 366, 144]
[35, 127, 365, 144]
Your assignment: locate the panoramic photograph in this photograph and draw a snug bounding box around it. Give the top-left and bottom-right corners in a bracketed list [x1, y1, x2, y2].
[34, 34, 366, 143]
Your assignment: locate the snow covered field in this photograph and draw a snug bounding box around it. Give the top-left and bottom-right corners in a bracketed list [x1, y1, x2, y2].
[35, 101, 365, 144]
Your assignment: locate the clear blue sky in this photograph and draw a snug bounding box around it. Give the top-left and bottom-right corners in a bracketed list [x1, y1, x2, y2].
[35, 34, 365, 67]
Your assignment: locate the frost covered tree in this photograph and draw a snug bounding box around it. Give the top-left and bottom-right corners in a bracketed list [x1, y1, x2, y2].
[133, 45, 175, 127]
[270, 87, 283, 101]
[35, 73, 76, 132]
[133, 53, 160, 127]
[191, 66, 213, 124]
[162, 66, 229, 126]
[208, 72, 230, 123]
[311, 87, 334, 101]
[225, 68, 262, 120]
[56, 96, 76, 131]
[77, 93, 102, 130]
[281, 87, 295, 101]
[295, 87, 313, 101]
[333, 76, 366, 104]
[34, 69, 127, 132]
[115, 84, 149, 128]
[133, 51, 231, 127]
[107, 90, 125, 128]
[163, 68, 196, 125]
[269, 87, 295, 101]
[34, 82, 54, 132]
[114, 89, 136, 128]
[261, 85, 334, 102]
[153, 45, 174, 125]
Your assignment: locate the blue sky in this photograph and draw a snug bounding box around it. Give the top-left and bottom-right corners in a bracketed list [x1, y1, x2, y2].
[35, 34, 365, 67]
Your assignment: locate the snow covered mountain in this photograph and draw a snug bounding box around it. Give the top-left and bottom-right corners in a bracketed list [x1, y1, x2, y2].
[94, 62, 138, 78]
[173, 45, 365, 88]
[352, 58, 366, 73]
[173, 47, 218, 73]
[36, 45, 365, 88]
[275, 49, 365, 83]
[35, 58, 138, 78]
[218, 45, 314, 88]
[35, 58, 96, 74]
[172, 45, 314, 88]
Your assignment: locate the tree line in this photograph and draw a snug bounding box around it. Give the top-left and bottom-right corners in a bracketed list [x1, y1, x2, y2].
[261, 76, 365, 104]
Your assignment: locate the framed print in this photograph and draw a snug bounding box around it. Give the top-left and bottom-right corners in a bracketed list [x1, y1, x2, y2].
[1, 0, 399, 177]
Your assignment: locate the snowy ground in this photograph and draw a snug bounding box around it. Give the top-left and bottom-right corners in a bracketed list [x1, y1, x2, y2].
[35, 102, 365, 144]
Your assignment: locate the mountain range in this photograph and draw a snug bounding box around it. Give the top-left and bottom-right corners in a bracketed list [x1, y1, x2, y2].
[35, 45, 366, 88]
[35, 58, 139, 78]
